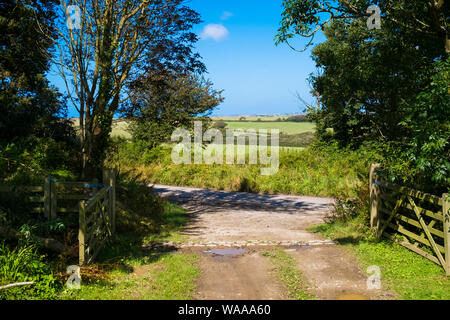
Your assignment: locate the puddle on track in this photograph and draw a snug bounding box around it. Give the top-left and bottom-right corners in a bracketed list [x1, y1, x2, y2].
[204, 248, 249, 256]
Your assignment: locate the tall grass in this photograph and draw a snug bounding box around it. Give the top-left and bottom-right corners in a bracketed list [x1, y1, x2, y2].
[0, 243, 60, 299]
[106, 140, 381, 198]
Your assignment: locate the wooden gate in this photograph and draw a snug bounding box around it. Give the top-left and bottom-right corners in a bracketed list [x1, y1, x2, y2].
[0, 168, 117, 266]
[78, 169, 116, 265]
[370, 164, 450, 275]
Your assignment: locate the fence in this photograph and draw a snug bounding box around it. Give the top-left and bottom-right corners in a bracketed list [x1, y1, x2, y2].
[369, 164, 450, 275]
[0, 169, 116, 265]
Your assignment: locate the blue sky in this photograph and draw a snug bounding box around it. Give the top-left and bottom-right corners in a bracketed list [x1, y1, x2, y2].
[189, 0, 325, 116]
[50, 1, 325, 117]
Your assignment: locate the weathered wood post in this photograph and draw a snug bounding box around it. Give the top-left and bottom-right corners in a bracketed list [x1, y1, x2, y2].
[92, 178, 99, 194]
[369, 163, 381, 231]
[79, 200, 86, 266]
[44, 178, 51, 219]
[111, 169, 116, 234]
[443, 193, 450, 276]
[50, 179, 57, 220]
[103, 168, 116, 235]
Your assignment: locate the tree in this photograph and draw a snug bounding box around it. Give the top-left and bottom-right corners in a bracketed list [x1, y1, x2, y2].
[0, 0, 72, 144]
[390, 57, 450, 190]
[276, 0, 449, 54]
[48, 0, 205, 178]
[308, 18, 437, 145]
[212, 120, 228, 130]
[276, 1, 447, 146]
[276, 0, 449, 190]
[127, 71, 223, 148]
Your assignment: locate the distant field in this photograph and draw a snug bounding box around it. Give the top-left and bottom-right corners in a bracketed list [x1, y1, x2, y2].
[225, 121, 315, 135]
[212, 116, 290, 121]
[110, 119, 131, 138]
[69, 118, 316, 141]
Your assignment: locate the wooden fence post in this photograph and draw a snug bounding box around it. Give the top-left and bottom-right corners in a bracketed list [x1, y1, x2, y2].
[112, 170, 116, 234]
[50, 179, 57, 220]
[369, 163, 381, 231]
[443, 193, 450, 276]
[79, 200, 86, 266]
[44, 178, 51, 219]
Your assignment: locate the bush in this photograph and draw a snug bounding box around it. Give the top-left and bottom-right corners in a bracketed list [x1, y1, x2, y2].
[212, 120, 228, 129]
[285, 114, 309, 122]
[115, 173, 165, 236]
[0, 137, 79, 184]
[381, 57, 450, 195]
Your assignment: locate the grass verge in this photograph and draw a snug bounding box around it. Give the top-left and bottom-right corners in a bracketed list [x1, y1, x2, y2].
[261, 248, 314, 300]
[309, 219, 450, 300]
[60, 251, 199, 300]
[107, 141, 380, 198]
[59, 202, 199, 300]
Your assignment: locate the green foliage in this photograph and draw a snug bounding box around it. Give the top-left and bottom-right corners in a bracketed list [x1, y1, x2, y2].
[111, 139, 381, 198]
[115, 173, 165, 236]
[382, 57, 450, 193]
[277, 0, 449, 192]
[310, 17, 438, 146]
[60, 201, 196, 300]
[128, 72, 223, 149]
[276, 1, 448, 54]
[0, 138, 79, 185]
[61, 252, 200, 300]
[0, 243, 61, 300]
[284, 114, 309, 122]
[225, 121, 316, 135]
[0, 0, 73, 145]
[212, 120, 228, 129]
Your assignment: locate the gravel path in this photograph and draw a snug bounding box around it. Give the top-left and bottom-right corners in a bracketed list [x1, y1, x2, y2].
[152, 184, 392, 300]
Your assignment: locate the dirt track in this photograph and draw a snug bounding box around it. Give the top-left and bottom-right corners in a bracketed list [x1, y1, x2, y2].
[152, 185, 393, 300]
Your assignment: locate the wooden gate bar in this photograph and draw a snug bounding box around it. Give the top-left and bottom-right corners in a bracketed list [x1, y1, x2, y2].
[370, 164, 449, 275]
[443, 194, 450, 275]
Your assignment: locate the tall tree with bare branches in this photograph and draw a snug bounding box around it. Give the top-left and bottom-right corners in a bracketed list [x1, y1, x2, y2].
[45, 0, 205, 178]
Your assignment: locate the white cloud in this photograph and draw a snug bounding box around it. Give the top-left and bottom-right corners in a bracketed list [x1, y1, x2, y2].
[199, 24, 229, 41]
[221, 11, 234, 21]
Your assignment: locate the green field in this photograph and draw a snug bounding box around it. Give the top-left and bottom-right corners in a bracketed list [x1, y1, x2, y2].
[70, 118, 316, 142]
[110, 120, 131, 139]
[211, 116, 290, 121]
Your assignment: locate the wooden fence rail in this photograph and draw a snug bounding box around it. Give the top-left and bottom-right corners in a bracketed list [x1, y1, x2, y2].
[0, 168, 116, 266]
[370, 164, 450, 275]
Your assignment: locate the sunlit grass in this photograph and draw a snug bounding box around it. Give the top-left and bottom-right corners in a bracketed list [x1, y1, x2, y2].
[309, 220, 450, 300]
[60, 252, 199, 300]
[114, 144, 370, 198]
[261, 248, 314, 300]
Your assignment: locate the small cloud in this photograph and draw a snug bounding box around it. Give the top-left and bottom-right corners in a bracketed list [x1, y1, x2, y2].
[200, 24, 229, 41]
[221, 11, 234, 21]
